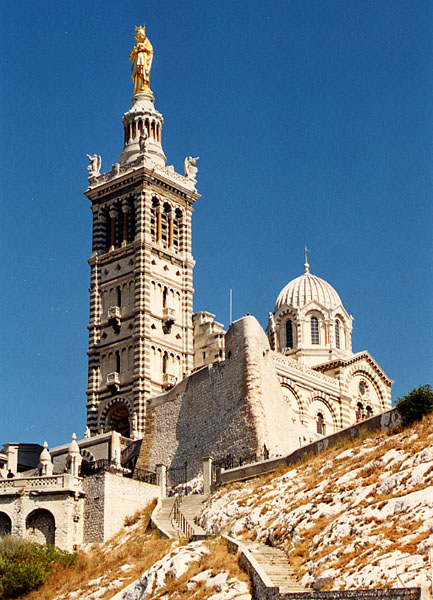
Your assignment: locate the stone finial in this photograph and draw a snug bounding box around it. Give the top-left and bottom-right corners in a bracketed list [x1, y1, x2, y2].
[66, 433, 82, 478]
[68, 433, 80, 455]
[39, 441, 53, 476]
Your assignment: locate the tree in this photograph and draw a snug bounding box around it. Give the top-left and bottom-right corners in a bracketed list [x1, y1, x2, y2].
[396, 384, 433, 425]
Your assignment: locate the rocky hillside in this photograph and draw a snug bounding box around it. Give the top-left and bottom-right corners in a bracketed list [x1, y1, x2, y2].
[21, 414, 433, 599]
[198, 413, 433, 591]
[22, 507, 251, 600]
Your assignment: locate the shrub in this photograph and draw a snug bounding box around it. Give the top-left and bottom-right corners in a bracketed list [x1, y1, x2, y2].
[0, 536, 76, 599]
[396, 385, 433, 425]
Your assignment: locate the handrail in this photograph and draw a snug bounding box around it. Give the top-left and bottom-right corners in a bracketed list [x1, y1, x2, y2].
[169, 494, 194, 538]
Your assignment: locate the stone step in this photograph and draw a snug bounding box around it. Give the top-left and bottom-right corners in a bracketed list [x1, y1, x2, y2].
[241, 541, 307, 592]
[157, 495, 208, 538]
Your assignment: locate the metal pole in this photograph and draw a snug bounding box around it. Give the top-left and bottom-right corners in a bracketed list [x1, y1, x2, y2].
[229, 288, 232, 324]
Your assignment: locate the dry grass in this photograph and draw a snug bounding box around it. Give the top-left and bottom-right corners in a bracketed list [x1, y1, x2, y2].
[148, 538, 250, 600]
[21, 502, 172, 600]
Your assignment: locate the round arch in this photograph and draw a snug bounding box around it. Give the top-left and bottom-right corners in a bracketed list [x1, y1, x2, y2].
[0, 512, 11, 537]
[346, 368, 385, 413]
[25, 509, 55, 545]
[100, 396, 133, 438]
[80, 449, 96, 476]
[281, 382, 304, 423]
[308, 396, 338, 435]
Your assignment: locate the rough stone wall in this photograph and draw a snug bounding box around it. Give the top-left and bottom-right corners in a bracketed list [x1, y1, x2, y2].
[143, 316, 302, 478]
[220, 407, 403, 484]
[83, 472, 159, 543]
[26, 509, 55, 545]
[82, 474, 106, 543]
[0, 492, 83, 551]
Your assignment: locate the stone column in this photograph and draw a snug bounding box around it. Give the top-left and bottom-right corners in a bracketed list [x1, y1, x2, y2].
[109, 207, 117, 250]
[156, 464, 167, 498]
[156, 208, 162, 243]
[111, 432, 122, 466]
[203, 456, 213, 496]
[168, 214, 174, 247]
[5, 444, 18, 475]
[122, 203, 130, 246]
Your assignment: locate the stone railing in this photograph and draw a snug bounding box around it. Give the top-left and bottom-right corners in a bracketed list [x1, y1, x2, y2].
[0, 474, 82, 495]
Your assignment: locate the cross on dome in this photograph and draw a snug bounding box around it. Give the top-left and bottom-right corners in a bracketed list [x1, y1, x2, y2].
[304, 246, 310, 274]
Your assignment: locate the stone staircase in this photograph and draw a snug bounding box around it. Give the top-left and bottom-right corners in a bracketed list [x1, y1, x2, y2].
[152, 497, 307, 596]
[152, 494, 207, 539]
[240, 540, 308, 593]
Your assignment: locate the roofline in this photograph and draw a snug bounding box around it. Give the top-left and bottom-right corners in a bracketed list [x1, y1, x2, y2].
[313, 350, 394, 386]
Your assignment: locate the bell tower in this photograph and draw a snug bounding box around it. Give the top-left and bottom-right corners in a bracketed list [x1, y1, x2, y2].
[84, 27, 199, 438]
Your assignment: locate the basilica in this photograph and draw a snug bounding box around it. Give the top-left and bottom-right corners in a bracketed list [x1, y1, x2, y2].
[0, 27, 392, 550]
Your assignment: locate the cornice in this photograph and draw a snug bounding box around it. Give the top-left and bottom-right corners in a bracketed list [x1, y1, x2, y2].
[313, 351, 393, 386]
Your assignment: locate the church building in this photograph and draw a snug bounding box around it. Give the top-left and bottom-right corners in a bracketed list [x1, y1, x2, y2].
[0, 27, 393, 549]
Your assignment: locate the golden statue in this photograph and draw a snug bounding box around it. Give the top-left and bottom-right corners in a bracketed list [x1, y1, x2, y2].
[129, 26, 153, 95]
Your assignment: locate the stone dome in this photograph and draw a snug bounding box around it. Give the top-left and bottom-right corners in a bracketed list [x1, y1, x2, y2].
[275, 261, 342, 312]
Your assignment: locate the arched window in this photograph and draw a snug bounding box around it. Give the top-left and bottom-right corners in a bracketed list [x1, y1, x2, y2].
[116, 286, 122, 307]
[335, 320, 340, 349]
[356, 402, 364, 422]
[311, 316, 319, 345]
[285, 319, 293, 349]
[366, 406, 373, 418]
[162, 352, 168, 374]
[316, 413, 325, 435]
[115, 350, 121, 373]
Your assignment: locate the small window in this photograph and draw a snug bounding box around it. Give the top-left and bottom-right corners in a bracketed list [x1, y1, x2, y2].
[335, 320, 340, 349]
[286, 319, 293, 349]
[311, 316, 319, 345]
[316, 413, 325, 435]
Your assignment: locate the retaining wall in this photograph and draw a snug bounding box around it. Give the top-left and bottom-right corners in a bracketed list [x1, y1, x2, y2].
[220, 408, 402, 484]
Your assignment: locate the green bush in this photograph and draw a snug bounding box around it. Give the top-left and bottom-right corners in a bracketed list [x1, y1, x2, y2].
[396, 384, 433, 425]
[0, 536, 76, 599]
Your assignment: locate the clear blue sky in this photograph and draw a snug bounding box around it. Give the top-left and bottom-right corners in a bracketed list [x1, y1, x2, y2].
[1, 1, 432, 447]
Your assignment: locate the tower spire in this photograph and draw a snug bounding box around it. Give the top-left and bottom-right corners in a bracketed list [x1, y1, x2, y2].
[304, 246, 310, 274]
[118, 27, 166, 168]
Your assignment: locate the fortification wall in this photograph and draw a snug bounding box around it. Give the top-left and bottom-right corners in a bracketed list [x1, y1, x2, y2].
[83, 472, 159, 543]
[143, 316, 303, 478]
